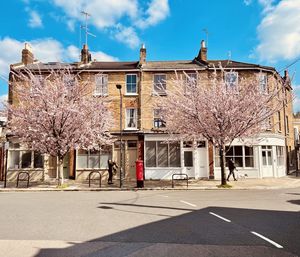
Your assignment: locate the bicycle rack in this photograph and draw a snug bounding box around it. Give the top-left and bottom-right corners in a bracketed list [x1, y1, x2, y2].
[172, 173, 189, 188]
[88, 171, 102, 188]
[16, 172, 30, 188]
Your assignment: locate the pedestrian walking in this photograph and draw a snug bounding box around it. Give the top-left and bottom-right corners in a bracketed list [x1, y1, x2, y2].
[227, 158, 237, 181]
[107, 159, 118, 184]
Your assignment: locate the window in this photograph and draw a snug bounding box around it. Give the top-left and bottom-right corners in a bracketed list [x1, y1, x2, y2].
[94, 74, 108, 96]
[262, 117, 272, 130]
[154, 74, 167, 95]
[77, 148, 111, 169]
[126, 108, 137, 129]
[186, 73, 197, 84]
[258, 73, 268, 93]
[8, 143, 44, 169]
[145, 141, 181, 167]
[286, 115, 289, 134]
[127, 140, 137, 148]
[153, 109, 166, 128]
[225, 72, 238, 88]
[126, 74, 137, 94]
[214, 145, 254, 168]
[277, 112, 282, 131]
[276, 146, 284, 166]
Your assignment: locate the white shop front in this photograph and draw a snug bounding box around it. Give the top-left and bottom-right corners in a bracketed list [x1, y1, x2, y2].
[213, 134, 286, 179]
[144, 134, 209, 180]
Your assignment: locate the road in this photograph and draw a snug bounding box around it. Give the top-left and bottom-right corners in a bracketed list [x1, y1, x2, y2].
[0, 188, 300, 257]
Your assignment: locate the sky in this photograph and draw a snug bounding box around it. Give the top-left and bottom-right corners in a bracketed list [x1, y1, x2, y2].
[0, 0, 300, 112]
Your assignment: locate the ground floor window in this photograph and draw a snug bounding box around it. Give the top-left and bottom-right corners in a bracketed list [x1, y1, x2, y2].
[8, 143, 44, 169]
[145, 141, 180, 167]
[215, 145, 254, 168]
[276, 146, 284, 166]
[77, 148, 112, 169]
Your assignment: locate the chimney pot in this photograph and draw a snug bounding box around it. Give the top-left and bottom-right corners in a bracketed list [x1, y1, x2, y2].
[197, 39, 207, 62]
[139, 43, 146, 65]
[22, 43, 34, 65]
[81, 44, 91, 64]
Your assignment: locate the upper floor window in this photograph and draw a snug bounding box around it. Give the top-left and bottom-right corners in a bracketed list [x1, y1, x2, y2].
[94, 74, 108, 96]
[126, 108, 137, 129]
[259, 73, 268, 93]
[186, 73, 197, 84]
[225, 72, 238, 88]
[126, 74, 137, 94]
[154, 74, 167, 95]
[286, 115, 289, 134]
[153, 109, 166, 128]
[277, 111, 282, 131]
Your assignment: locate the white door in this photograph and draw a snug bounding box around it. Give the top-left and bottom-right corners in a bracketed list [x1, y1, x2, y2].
[184, 150, 195, 178]
[198, 149, 208, 178]
[261, 146, 273, 177]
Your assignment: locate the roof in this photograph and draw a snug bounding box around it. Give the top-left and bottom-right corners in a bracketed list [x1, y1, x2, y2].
[11, 59, 276, 73]
[142, 60, 205, 70]
[208, 60, 275, 71]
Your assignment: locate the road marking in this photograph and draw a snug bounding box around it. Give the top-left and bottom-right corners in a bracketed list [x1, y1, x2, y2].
[158, 195, 169, 198]
[180, 200, 197, 207]
[209, 212, 231, 223]
[251, 231, 283, 248]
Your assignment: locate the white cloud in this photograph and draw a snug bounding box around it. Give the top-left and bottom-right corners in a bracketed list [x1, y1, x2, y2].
[113, 25, 141, 49]
[244, 0, 252, 6]
[51, 0, 170, 48]
[28, 10, 43, 28]
[294, 95, 300, 112]
[0, 37, 117, 80]
[136, 0, 170, 29]
[255, 0, 300, 63]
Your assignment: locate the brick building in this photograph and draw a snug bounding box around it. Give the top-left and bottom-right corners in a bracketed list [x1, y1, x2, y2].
[5, 41, 295, 182]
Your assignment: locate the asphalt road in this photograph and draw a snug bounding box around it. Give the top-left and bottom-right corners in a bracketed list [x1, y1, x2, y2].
[0, 188, 300, 257]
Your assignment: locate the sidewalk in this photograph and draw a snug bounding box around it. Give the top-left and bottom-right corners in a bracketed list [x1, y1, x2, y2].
[1, 174, 300, 191]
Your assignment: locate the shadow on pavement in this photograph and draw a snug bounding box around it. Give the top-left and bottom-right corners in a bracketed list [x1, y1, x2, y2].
[34, 205, 300, 257]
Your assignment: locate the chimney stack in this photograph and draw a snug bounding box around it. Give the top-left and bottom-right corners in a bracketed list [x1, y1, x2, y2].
[197, 40, 207, 62]
[139, 44, 146, 65]
[22, 43, 34, 65]
[81, 44, 91, 64]
[284, 70, 291, 86]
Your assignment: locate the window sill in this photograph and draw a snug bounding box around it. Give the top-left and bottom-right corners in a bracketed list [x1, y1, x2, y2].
[8, 168, 44, 171]
[76, 168, 107, 171]
[93, 93, 109, 97]
[124, 128, 138, 131]
[151, 92, 167, 96]
[124, 93, 138, 96]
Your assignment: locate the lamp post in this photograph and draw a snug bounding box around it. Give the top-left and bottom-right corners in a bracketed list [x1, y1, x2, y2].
[116, 84, 123, 188]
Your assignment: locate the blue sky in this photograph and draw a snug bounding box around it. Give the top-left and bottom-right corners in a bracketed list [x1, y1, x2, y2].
[0, 0, 299, 111]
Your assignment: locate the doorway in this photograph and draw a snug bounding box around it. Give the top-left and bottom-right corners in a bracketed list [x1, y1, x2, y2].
[261, 146, 273, 177]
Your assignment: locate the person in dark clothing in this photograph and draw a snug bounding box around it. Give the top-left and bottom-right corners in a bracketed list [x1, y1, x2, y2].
[107, 159, 118, 184]
[227, 158, 237, 181]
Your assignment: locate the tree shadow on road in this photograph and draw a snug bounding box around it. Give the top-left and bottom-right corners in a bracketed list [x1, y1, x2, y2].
[34, 205, 300, 257]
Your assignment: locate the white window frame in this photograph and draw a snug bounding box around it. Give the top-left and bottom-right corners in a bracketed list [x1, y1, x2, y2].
[153, 108, 166, 128]
[125, 108, 137, 129]
[76, 148, 112, 169]
[153, 74, 167, 95]
[224, 71, 238, 89]
[94, 74, 108, 96]
[125, 74, 138, 95]
[258, 73, 268, 94]
[8, 143, 44, 170]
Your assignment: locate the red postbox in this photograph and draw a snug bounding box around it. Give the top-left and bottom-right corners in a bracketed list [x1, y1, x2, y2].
[136, 160, 144, 188]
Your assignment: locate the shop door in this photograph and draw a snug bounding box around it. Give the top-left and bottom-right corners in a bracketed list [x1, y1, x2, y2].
[262, 146, 273, 177]
[184, 150, 195, 178]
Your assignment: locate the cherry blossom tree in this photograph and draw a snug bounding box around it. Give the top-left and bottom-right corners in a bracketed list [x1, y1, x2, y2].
[8, 66, 112, 185]
[157, 68, 288, 185]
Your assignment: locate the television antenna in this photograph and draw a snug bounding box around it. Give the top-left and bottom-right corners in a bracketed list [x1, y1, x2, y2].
[202, 28, 209, 48]
[80, 11, 96, 47]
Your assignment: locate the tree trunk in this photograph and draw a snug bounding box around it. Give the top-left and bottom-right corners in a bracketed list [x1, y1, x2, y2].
[219, 145, 227, 185]
[56, 156, 64, 186]
[59, 157, 64, 185]
[56, 156, 60, 186]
